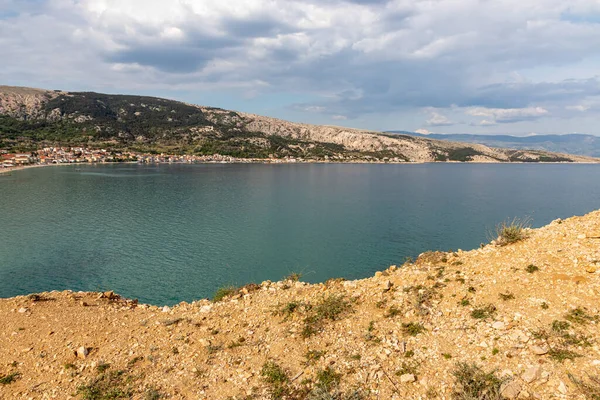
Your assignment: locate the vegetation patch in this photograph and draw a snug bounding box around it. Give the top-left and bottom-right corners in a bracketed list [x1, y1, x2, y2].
[494, 217, 531, 246]
[385, 305, 402, 318]
[452, 363, 504, 400]
[302, 295, 353, 338]
[77, 370, 133, 400]
[548, 348, 582, 363]
[403, 285, 440, 316]
[316, 367, 342, 391]
[525, 264, 539, 273]
[498, 292, 515, 301]
[471, 304, 497, 320]
[0, 372, 21, 385]
[213, 286, 238, 302]
[402, 322, 426, 336]
[568, 373, 600, 399]
[565, 307, 598, 324]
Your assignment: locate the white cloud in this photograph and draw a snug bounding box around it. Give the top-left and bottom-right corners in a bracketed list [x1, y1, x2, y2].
[2, 0, 600, 134]
[566, 104, 590, 112]
[415, 129, 431, 135]
[466, 107, 549, 123]
[425, 111, 455, 126]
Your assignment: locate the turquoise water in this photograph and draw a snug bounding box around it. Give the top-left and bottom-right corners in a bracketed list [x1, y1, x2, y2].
[1, 163, 599, 305]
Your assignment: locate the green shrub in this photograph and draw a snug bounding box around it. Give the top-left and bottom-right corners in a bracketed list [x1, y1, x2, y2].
[213, 286, 238, 302]
[452, 363, 504, 400]
[494, 217, 531, 246]
[471, 304, 497, 320]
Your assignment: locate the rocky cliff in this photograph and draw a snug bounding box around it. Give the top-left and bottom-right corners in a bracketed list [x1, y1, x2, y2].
[1, 211, 599, 399]
[1, 85, 596, 163]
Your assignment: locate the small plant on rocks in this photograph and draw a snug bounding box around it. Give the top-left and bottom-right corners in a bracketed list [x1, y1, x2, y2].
[261, 361, 290, 399]
[385, 305, 401, 318]
[548, 348, 582, 363]
[565, 307, 598, 324]
[471, 304, 497, 320]
[568, 373, 600, 399]
[451, 363, 504, 400]
[77, 370, 132, 400]
[0, 372, 20, 385]
[525, 264, 539, 273]
[498, 292, 514, 301]
[402, 322, 426, 336]
[316, 367, 342, 391]
[494, 217, 531, 246]
[212, 286, 238, 302]
[302, 295, 353, 338]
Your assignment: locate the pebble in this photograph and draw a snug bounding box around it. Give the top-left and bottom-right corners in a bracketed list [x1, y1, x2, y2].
[383, 280, 393, 292]
[76, 346, 89, 360]
[522, 366, 541, 383]
[199, 305, 212, 313]
[592, 360, 600, 366]
[18, 307, 28, 313]
[500, 381, 521, 399]
[162, 306, 171, 313]
[492, 321, 506, 330]
[399, 374, 415, 383]
[558, 381, 567, 395]
[531, 345, 549, 355]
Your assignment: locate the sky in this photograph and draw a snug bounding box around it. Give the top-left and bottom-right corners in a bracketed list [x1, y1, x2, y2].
[1, 0, 600, 135]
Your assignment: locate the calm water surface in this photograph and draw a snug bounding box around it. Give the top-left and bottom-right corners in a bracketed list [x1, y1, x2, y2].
[1, 163, 599, 304]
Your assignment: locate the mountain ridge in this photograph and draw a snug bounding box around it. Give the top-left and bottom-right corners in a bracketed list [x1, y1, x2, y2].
[1, 85, 596, 163]
[388, 131, 600, 158]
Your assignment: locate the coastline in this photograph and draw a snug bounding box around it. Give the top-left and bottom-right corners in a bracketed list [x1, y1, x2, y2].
[0, 210, 598, 398]
[2, 159, 599, 176]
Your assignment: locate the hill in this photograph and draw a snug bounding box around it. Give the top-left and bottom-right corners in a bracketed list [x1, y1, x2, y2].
[1, 211, 599, 398]
[1, 85, 596, 163]
[388, 131, 600, 158]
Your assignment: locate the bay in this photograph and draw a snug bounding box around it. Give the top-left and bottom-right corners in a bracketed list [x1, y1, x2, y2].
[1, 163, 599, 305]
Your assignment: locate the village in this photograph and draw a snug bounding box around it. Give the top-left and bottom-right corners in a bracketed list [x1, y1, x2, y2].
[0, 147, 318, 171]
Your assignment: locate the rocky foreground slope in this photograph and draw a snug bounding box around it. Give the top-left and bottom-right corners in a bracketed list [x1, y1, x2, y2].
[1, 85, 596, 163]
[1, 211, 600, 399]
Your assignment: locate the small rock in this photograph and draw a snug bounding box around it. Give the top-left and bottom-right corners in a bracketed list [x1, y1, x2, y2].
[558, 381, 567, 395]
[383, 280, 393, 292]
[577, 234, 586, 239]
[374, 271, 383, 278]
[586, 265, 597, 273]
[76, 346, 89, 360]
[531, 345, 549, 355]
[400, 373, 416, 383]
[492, 321, 506, 330]
[522, 366, 541, 383]
[18, 307, 28, 313]
[199, 305, 212, 313]
[500, 381, 522, 399]
[592, 360, 600, 366]
[162, 306, 171, 313]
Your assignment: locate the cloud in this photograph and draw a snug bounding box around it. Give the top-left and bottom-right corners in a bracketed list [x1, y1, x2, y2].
[425, 111, 455, 127]
[415, 129, 431, 135]
[2, 0, 600, 134]
[566, 104, 590, 112]
[466, 107, 549, 124]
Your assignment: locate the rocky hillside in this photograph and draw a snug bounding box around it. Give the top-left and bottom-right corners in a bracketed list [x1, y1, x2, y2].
[391, 131, 600, 158]
[1, 85, 596, 162]
[1, 211, 599, 399]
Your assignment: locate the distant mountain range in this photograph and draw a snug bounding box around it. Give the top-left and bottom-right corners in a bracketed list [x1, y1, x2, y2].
[387, 131, 600, 158]
[0, 85, 596, 163]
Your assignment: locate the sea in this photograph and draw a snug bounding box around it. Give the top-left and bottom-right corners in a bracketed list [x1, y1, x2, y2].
[1, 163, 599, 305]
